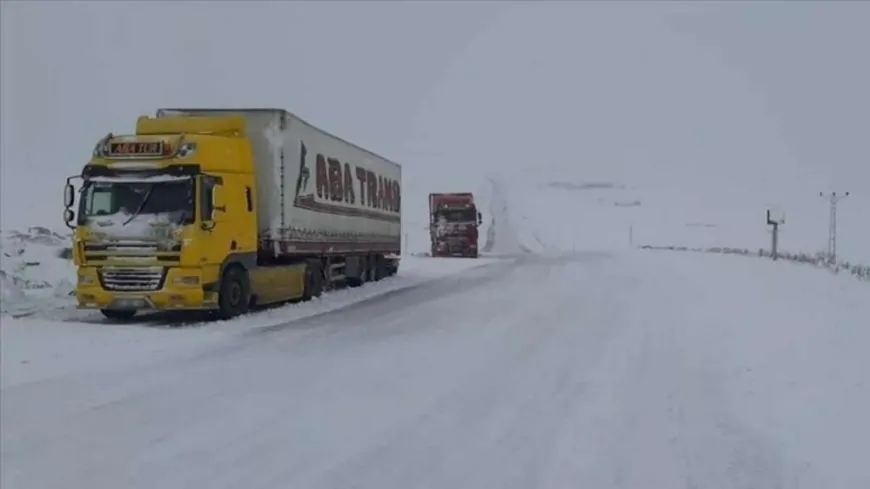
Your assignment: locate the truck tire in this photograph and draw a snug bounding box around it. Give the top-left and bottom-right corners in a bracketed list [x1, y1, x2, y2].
[390, 260, 399, 276]
[100, 309, 136, 321]
[217, 266, 250, 319]
[365, 255, 377, 282]
[374, 255, 388, 281]
[302, 260, 323, 301]
[346, 256, 368, 288]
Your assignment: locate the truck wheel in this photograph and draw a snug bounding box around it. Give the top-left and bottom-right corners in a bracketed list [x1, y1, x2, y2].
[374, 255, 388, 281]
[366, 255, 377, 282]
[302, 260, 323, 301]
[346, 256, 367, 288]
[100, 309, 136, 321]
[217, 266, 250, 319]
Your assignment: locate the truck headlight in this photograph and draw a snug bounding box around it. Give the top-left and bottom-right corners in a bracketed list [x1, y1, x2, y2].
[157, 239, 182, 252]
[173, 276, 200, 286]
[78, 274, 96, 285]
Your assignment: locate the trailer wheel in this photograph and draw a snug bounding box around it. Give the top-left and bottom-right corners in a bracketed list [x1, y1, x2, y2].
[365, 255, 377, 282]
[374, 255, 388, 281]
[100, 309, 136, 321]
[302, 260, 323, 301]
[346, 256, 367, 288]
[217, 266, 250, 319]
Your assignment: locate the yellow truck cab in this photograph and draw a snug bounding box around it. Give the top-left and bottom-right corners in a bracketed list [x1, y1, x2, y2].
[65, 109, 402, 320]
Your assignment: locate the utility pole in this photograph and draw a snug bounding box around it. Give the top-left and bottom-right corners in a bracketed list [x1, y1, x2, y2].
[766, 209, 784, 260]
[819, 191, 850, 263]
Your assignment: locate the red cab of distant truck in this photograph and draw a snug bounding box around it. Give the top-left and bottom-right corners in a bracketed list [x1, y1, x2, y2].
[429, 192, 482, 258]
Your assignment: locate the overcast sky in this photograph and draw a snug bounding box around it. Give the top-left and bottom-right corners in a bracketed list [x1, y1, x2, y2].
[2, 0, 867, 231]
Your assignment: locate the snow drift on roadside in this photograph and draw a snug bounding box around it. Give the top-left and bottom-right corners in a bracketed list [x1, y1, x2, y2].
[0, 227, 75, 316]
[1, 255, 501, 388]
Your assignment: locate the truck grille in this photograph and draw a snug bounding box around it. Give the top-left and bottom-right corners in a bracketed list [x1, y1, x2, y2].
[99, 267, 165, 291]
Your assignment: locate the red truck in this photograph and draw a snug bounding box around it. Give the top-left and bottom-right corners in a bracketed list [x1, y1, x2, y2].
[429, 192, 482, 258]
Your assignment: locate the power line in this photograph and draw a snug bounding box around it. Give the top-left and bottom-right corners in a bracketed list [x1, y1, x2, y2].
[820, 191, 850, 263]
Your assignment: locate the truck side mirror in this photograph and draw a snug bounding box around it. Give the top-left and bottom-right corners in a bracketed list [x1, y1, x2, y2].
[64, 183, 75, 208]
[211, 184, 227, 221]
[477, 211, 482, 225]
[63, 209, 74, 225]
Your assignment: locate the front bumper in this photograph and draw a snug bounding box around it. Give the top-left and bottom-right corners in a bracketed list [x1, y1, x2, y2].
[433, 239, 478, 257]
[75, 267, 218, 311]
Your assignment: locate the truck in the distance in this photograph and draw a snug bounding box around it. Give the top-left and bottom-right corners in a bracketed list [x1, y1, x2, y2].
[428, 192, 482, 258]
[63, 108, 401, 320]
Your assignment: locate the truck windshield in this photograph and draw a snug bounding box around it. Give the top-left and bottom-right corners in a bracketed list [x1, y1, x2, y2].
[78, 177, 195, 226]
[436, 208, 477, 223]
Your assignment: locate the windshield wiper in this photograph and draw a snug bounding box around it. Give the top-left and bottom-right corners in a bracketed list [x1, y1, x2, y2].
[122, 187, 154, 226]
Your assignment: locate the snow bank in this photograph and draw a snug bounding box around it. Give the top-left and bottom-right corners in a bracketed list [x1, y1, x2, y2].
[0, 227, 76, 317]
[639, 244, 870, 284]
[213, 255, 502, 330]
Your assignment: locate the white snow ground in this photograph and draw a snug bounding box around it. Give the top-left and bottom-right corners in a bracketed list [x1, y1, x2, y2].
[0, 255, 500, 389]
[2, 245, 868, 489]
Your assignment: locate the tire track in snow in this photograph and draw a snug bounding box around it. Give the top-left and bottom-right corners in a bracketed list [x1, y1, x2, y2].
[287, 255, 624, 489]
[570, 256, 788, 489]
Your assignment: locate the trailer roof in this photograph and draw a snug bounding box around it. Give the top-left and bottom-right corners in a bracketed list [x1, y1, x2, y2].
[156, 107, 400, 168]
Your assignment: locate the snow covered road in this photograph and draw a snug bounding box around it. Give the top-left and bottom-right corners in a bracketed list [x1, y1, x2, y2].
[2, 250, 868, 489]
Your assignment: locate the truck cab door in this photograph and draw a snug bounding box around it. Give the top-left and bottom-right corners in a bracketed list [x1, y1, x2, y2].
[201, 174, 255, 259]
[198, 175, 236, 272]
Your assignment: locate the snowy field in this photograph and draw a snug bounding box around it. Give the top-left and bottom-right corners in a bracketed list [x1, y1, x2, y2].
[498, 175, 870, 264]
